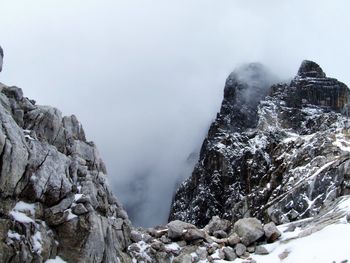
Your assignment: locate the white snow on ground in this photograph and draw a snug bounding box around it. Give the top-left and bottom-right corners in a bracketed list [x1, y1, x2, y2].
[45, 256, 68, 263]
[212, 196, 350, 263]
[9, 211, 34, 224]
[13, 201, 36, 215]
[165, 242, 181, 252]
[7, 230, 21, 240]
[9, 201, 37, 224]
[215, 223, 350, 263]
[333, 131, 350, 152]
[32, 231, 42, 253]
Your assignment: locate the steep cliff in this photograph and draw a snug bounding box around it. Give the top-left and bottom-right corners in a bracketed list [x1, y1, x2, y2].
[0, 84, 132, 263]
[169, 60, 350, 227]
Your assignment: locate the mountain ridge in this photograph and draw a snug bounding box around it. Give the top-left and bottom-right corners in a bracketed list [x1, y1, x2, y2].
[169, 60, 350, 227]
[0, 59, 349, 262]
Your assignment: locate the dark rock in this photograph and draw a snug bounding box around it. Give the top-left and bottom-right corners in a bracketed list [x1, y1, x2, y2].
[72, 203, 88, 215]
[223, 247, 237, 261]
[297, 60, 326, 78]
[213, 230, 228, 238]
[183, 228, 205, 242]
[0, 45, 3, 72]
[159, 235, 172, 244]
[150, 241, 165, 251]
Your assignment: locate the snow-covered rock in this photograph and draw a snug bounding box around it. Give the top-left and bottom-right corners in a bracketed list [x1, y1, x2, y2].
[169, 60, 350, 227]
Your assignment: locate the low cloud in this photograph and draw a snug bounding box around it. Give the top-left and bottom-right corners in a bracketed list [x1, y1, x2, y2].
[0, 0, 349, 226]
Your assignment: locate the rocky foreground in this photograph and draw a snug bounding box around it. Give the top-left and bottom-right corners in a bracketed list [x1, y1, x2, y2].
[0, 84, 131, 262]
[0, 61, 350, 262]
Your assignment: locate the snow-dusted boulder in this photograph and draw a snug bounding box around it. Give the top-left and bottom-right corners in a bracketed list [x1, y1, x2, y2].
[233, 218, 264, 246]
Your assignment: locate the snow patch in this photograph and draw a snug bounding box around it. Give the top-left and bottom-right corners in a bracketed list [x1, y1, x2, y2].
[45, 257, 68, 263]
[32, 231, 42, 253]
[13, 201, 36, 216]
[10, 211, 34, 224]
[165, 242, 181, 252]
[7, 230, 21, 240]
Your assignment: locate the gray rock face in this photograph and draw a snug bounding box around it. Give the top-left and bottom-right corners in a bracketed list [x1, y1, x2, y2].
[233, 218, 264, 246]
[0, 85, 131, 262]
[169, 61, 350, 227]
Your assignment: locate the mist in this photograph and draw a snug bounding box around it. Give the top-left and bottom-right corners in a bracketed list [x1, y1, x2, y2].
[1, 0, 350, 227]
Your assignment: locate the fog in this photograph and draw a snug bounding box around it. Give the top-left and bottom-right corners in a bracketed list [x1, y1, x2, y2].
[1, 0, 349, 227]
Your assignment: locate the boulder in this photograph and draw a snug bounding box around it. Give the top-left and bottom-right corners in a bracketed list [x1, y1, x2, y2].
[233, 218, 264, 246]
[223, 247, 237, 261]
[166, 220, 195, 240]
[204, 216, 231, 235]
[183, 229, 205, 242]
[227, 232, 240, 246]
[263, 222, 281, 242]
[235, 243, 246, 257]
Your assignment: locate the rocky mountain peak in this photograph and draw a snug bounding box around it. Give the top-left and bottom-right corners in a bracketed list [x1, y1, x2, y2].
[211, 63, 278, 136]
[297, 60, 326, 78]
[170, 60, 350, 228]
[224, 62, 276, 106]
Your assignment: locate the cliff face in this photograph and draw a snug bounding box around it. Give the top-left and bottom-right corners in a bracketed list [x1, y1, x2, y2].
[0, 84, 131, 263]
[169, 61, 350, 227]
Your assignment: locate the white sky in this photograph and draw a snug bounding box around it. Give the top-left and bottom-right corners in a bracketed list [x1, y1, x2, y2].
[1, 0, 349, 226]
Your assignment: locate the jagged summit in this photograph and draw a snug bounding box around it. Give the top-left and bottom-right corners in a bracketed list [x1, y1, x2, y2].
[224, 62, 276, 104]
[297, 60, 326, 78]
[170, 60, 350, 227]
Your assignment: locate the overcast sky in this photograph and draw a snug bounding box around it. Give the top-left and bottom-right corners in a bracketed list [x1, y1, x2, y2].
[1, 0, 350, 226]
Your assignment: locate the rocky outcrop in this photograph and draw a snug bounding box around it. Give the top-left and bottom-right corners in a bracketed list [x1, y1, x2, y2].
[0, 84, 131, 263]
[169, 60, 350, 227]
